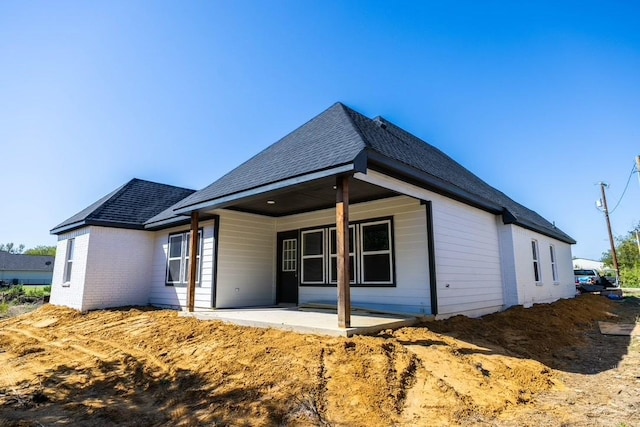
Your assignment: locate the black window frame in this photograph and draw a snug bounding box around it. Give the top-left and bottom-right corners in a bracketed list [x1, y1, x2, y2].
[299, 216, 396, 288]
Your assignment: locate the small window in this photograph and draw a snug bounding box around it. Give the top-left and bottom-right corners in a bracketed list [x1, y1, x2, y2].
[64, 238, 74, 282]
[550, 245, 558, 282]
[329, 226, 355, 283]
[531, 240, 541, 283]
[282, 239, 297, 272]
[360, 221, 393, 284]
[301, 230, 325, 283]
[166, 230, 202, 286]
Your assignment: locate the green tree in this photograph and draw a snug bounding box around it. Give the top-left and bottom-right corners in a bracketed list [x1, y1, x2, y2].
[601, 222, 640, 287]
[24, 245, 56, 256]
[0, 243, 25, 254]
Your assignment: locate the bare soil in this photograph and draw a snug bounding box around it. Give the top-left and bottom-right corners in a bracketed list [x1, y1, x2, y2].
[0, 294, 638, 426]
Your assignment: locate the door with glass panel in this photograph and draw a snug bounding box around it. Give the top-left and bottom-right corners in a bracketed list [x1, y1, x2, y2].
[277, 230, 299, 304]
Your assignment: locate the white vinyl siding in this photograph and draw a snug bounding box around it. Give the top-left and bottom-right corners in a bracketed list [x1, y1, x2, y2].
[354, 170, 504, 318]
[277, 196, 431, 315]
[214, 211, 276, 308]
[149, 221, 216, 310]
[511, 226, 575, 307]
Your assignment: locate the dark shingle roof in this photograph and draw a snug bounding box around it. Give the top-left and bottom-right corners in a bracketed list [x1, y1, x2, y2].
[173, 103, 367, 211]
[0, 252, 54, 272]
[144, 197, 197, 229]
[51, 179, 195, 234]
[173, 102, 574, 244]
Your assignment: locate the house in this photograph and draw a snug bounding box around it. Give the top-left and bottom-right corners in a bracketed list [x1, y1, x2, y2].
[50, 103, 576, 323]
[0, 252, 55, 286]
[572, 258, 604, 271]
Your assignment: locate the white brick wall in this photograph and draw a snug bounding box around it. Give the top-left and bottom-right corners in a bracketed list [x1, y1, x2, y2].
[49, 226, 154, 311]
[81, 227, 154, 310]
[49, 228, 91, 310]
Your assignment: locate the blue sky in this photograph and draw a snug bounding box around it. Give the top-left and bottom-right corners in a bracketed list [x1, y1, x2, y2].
[1, 1, 638, 260]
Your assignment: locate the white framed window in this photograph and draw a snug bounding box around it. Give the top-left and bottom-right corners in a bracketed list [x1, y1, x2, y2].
[166, 230, 203, 286]
[549, 245, 558, 283]
[531, 240, 541, 283]
[64, 238, 74, 283]
[301, 230, 325, 284]
[282, 239, 297, 272]
[329, 226, 355, 283]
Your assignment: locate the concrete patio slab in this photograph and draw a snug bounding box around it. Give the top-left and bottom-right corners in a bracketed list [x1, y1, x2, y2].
[180, 306, 419, 337]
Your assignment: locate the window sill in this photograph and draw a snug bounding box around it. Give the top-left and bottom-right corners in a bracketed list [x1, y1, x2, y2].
[300, 283, 396, 288]
[553, 282, 560, 286]
[535, 282, 543, 287]
[165, 283, 201, 287]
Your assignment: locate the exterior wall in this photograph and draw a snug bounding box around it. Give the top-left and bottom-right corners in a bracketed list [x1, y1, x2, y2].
[497, 222, 519, 307]
[148, 220, 217, 310]
[81, 227, 155, 310]
[50, 226, 156, 311]
[511, 226, 575, 307]
[276, 196, 431, 315]
[50, 228, 91, 310]
[355, 170, 504, 318]
[215, 211, 276, 308]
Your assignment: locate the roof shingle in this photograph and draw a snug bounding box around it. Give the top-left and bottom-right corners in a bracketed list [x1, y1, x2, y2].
[173, 102, 575, 243]
[0, 252, 54, 272]
[51, 179, 195, 234]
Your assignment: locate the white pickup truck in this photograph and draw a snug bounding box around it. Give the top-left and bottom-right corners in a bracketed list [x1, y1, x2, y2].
[573, 269, 599, 286]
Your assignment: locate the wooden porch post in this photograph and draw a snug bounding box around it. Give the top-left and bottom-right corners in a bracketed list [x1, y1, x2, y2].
[187, 211, 199, 312]
[336, 175, 351, 328]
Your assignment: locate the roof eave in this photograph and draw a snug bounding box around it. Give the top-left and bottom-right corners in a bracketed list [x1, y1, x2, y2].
[366, 151, 502, 214]
[511, 218, 577, 245]
[173, 162, 361, 214]
[366, 152, 575, 244]
[51, 219, 147, 235]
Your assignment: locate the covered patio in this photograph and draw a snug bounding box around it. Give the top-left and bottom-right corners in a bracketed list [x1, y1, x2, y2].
[180, 305, 423, 337]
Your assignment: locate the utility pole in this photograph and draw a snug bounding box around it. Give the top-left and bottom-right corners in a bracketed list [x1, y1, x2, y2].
[600, 182, 620, 280]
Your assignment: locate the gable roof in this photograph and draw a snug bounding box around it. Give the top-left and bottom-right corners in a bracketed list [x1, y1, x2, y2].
[0, 252, 54, 272]
[173, 102, 574, 244]
[51, 178, 195, 235]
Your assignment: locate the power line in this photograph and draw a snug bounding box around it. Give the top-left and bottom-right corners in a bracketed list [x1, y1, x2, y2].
[609, 162, 637, 214]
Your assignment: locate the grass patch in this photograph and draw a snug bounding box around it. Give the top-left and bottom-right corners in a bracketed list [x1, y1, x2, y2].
[622, 288, 640, 297]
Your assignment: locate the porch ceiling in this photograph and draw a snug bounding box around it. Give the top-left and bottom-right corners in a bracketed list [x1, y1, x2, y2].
[224, 176, 398, 217]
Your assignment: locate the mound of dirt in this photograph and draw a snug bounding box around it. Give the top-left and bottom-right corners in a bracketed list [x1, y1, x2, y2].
[0, 294, 636, 426]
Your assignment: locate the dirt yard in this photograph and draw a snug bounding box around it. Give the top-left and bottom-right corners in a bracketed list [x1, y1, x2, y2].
[0, 294, 638, 426]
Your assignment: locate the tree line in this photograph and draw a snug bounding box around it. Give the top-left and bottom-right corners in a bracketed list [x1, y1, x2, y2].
[0, 243, 56, 257]
[601, 222, 640, 287]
